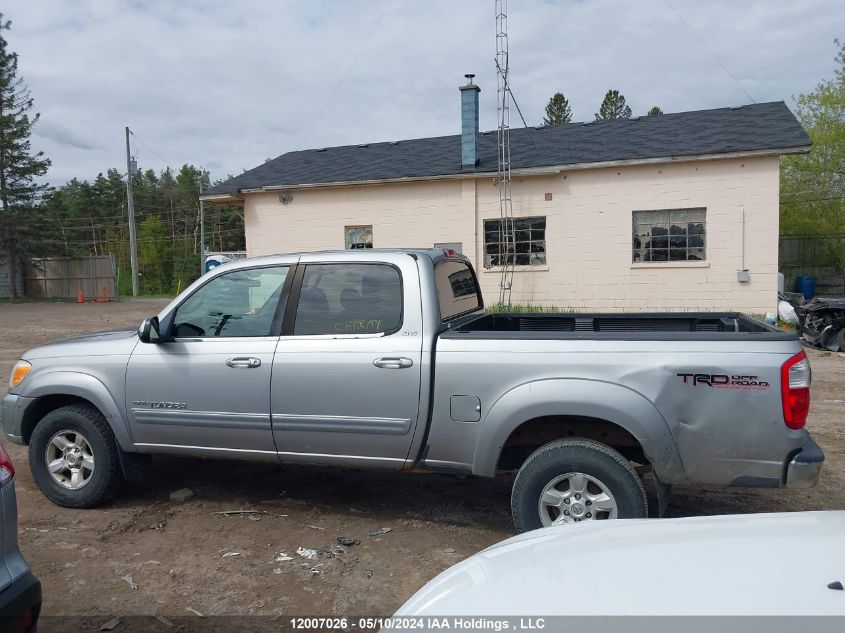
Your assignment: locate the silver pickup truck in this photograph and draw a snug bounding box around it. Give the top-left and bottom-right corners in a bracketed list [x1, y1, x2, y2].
[1, 249, 825, 532]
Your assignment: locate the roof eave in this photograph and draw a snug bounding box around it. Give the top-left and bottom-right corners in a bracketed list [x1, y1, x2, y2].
[198, 192, 244, 203]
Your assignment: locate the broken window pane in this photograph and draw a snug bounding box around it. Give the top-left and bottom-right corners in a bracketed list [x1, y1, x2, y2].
[632, 209, 706, 263]
[483, 217, 546, 268]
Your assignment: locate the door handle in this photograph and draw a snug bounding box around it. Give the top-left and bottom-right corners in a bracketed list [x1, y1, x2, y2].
[373, 357, 413, 369]
[226, 357, 261, 369]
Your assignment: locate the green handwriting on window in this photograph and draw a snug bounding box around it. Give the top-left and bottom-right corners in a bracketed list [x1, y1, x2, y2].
[334, 319, 383, 333]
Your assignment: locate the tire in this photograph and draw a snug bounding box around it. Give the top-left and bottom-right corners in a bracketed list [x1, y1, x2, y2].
[511, 438, 647, 533]
[29, 404, 124, 508]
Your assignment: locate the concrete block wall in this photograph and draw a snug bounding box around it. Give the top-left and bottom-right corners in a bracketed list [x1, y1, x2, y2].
[244, 155, 781, 315]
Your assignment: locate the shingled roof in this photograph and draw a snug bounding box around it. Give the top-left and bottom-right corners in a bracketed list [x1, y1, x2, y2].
[202, 101, 809, 199]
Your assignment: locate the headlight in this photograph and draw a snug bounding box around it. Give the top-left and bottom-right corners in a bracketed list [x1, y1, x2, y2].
[9, 360, 32, 388]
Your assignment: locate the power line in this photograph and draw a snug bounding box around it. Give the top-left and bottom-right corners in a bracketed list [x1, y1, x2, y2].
[129, 129, 169, 165]
[663, 0, 756, 104]
[296, 0, 395, 150]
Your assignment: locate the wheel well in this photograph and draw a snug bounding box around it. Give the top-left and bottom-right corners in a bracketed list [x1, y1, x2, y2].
[21, 394, 98, 443]
[496, 415, 648, 472]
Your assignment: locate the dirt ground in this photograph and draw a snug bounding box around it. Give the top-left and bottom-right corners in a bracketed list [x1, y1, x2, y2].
[0, 300, 842, 626]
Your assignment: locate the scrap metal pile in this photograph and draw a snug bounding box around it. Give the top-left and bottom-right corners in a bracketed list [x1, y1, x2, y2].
[796, 297, 845, 352]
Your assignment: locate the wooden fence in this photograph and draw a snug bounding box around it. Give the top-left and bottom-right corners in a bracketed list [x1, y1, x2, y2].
[23, 255, 118, 301]
[779, 235, 845, 296]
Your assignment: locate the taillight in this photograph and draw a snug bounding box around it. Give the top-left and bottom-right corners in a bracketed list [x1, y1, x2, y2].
[781, 351, 811, 430]
[0, 443, 14, 485]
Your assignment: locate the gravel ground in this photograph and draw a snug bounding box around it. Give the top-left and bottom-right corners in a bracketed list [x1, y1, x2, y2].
[0, 300, 841, 628]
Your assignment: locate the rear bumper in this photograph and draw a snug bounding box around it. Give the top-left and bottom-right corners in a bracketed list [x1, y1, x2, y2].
[785, 431, 824, 489]
[0, 571, 41, 632]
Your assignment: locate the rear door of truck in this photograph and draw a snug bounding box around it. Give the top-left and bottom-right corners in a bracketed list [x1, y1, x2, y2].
[269, 252, 425, 466]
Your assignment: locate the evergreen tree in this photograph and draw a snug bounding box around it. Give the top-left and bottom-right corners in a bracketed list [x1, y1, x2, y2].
[543, 92, 572, 125]
[647, 106, 663, 116]
[0, 15, 51, 297]
[595, 89, 632, 120]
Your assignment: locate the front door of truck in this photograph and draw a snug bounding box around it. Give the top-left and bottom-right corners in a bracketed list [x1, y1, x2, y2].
[126, 264, 293, 458]
[270, 254, 424, 466]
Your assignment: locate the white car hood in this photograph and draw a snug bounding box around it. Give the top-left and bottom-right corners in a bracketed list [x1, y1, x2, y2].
[397, 512, 845, 616]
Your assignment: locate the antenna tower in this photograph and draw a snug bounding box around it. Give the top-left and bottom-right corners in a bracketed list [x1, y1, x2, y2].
[495, 0, 513, 305]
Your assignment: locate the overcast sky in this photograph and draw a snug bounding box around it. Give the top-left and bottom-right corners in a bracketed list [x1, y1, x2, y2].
[9, 0, 844, 185]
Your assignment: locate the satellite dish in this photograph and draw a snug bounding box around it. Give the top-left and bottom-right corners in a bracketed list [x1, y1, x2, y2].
[280, 192, 294, 205]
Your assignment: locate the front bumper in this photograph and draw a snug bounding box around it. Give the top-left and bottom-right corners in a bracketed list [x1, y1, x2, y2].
[0, 571, 42, 632]
[785, 431, 824, 489]
[0, 393, 32, 446]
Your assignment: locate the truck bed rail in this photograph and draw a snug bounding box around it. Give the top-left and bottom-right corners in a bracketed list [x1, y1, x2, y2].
[444, 312, 795, 341]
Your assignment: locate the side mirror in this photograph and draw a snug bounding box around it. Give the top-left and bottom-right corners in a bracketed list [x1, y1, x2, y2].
[138, 316, 162, 344]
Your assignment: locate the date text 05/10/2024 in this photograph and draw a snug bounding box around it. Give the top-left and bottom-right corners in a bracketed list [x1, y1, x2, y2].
[288, 617, 547, 631]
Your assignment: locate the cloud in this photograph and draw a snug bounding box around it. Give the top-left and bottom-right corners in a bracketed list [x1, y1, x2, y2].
[6, 0, 843, 185]
[34, 121, 103, 151]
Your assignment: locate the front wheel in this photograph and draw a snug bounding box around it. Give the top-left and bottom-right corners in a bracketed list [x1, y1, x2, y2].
[511, 438, 647, 533]
[29, 404, 124, 508]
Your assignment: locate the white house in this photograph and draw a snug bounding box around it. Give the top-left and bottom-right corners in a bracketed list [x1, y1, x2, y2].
[201, 78, 809, 314]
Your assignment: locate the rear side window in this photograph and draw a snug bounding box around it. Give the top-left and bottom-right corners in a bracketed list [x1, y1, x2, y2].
[293, 264, 402, 335]
[435, 260, 481, 320]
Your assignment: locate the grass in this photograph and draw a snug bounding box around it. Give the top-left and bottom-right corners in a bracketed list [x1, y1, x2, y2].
[486, 304, 574, 313]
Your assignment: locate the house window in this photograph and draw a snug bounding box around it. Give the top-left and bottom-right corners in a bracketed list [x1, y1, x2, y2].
[345, 225, 373, 249]
[483, 217, 546, 267]
[632, 208, 706, 263]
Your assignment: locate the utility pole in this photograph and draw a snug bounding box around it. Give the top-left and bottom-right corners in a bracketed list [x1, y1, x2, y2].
[125, 126, 139, 297]
[199, 182, 205, 276]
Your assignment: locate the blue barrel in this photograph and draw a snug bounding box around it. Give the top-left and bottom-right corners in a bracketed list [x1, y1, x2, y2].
[795, 276, 816, 300]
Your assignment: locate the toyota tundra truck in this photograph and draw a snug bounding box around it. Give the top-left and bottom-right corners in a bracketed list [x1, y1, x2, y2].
[1, 249, 825, 532]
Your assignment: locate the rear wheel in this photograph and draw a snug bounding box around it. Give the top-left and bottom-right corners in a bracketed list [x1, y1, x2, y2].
[511, 438, 647, 533]
[29, 404, 124, 508]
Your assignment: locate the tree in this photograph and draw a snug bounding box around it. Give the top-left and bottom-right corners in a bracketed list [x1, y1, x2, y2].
[647, 106, 663, 116]
[40, 162, 244, 297]
[543, 92, 572, 125]
[780, 40, 845, 238]
[595, 89, 632, 120]
[0, 15, 51, 298]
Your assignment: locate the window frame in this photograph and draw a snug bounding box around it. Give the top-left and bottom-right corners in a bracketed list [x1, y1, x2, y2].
[483, 216, 547, 268]
[166, 263, 294, 340]
[345, 225, 374, 250]
[632, 208, 707, 264]
[281, 262, 405, 338]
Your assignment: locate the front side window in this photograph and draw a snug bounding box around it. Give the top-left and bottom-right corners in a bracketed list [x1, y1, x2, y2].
[484, 217, 546, 267]
[172, 266, 289, 337]
[633, 208, 706, 262]
[293, 264, 402, 335]
[345, 225, 373, 249]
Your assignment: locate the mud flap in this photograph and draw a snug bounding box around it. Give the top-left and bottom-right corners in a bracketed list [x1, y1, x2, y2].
[653, 471, 671, 518]
[640, 467, 671, 518]
[118, 449, 153, 484]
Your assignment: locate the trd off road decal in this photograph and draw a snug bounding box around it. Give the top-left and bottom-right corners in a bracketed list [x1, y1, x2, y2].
[676, 373, 770, 390]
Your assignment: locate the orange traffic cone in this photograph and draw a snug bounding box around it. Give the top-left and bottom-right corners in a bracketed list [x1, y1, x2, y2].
[76, 289, 84, 303]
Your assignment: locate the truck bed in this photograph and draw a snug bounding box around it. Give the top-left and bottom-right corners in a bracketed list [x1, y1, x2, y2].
[444, 311, 794, 340]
